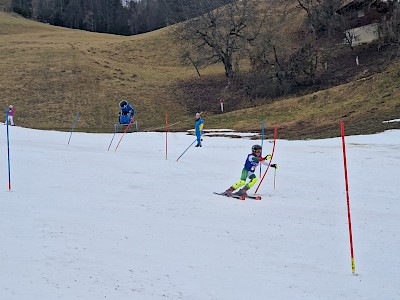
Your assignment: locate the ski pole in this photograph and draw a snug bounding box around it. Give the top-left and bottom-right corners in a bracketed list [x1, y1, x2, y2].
[274, 168, 277, 191]
[67, 112, 79, 145]
[176, 139, 197, 162]
[108, 124, 117, 151]
[115, 116, 135, 152]
[6, 108, 11, 191]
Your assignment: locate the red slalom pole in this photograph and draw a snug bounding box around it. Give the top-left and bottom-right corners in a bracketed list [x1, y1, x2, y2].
[255, 125, 278, 194]
[115, 116, 135, 152]
[166, 112, 168, 160]
[341, 122, 356, 274]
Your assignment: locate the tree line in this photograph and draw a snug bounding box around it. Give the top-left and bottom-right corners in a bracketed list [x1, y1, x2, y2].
[11, 0, 233, 35]
[173, 0, 400, 98]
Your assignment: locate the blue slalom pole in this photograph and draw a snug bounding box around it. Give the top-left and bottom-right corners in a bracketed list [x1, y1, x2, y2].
[6, 108, 11, 191]
[260, 119, 265, 177]
[67, 112, 79, 145]
[176, 139, 197, 162]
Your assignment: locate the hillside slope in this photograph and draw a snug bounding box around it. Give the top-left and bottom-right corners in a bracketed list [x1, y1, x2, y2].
[0, 10, 399, 138]
[207, 63, 400, 139]
[0, 12, 207, 131]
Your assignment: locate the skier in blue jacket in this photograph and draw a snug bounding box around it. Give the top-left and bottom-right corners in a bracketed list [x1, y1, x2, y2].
[224, 145, 277, 197]
[195, 112, 204, 147]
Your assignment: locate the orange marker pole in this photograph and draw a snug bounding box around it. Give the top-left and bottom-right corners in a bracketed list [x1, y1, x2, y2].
[115, 116, 135, 152]
[341, 122, 356, 274]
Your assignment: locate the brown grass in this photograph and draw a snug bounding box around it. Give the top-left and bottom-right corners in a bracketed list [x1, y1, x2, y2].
[206, 66, 400, 139]
[0, 7, 399, 138]
[0, 13, 206, 131]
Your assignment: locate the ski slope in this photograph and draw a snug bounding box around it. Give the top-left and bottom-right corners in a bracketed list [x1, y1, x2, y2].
[1, 126, 399, 300]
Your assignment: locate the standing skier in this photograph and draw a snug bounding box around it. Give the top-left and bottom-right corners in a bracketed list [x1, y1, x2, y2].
[7, 105, 15, 126]
[195, 112, 204, 147]
[224, 145, 277, 197]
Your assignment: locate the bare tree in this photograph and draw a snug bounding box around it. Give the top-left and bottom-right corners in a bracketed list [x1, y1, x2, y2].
[245, 2, 320, 98]
[379, 2, 400, 53]
[297, 0, 342, 37]
[173, 0, 268, 87]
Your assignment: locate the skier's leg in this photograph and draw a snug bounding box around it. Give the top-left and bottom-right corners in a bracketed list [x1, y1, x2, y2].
[246, 174, 258, 189]
[195, 134, 201, 147]
[224, 169, 248, 195]
[236, 173, 258, 196]
[232, 180, 246, 190]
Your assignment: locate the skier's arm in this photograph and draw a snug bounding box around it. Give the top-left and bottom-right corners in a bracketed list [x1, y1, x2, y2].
[252, 154, 271, 162]
[253, 154, 272, 165]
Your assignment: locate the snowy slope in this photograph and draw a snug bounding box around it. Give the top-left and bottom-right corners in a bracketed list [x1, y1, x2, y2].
[0, 126, 399, 300]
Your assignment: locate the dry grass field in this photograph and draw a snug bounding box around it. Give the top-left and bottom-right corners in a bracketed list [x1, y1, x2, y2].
[0, 11, 207, 132]
[0, 6, 399, 138]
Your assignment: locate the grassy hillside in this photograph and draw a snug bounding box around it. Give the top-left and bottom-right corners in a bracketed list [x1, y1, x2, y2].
[0, 9, 399, 138]
[0, 12, 207, 132]
[206, 65, 400, 139]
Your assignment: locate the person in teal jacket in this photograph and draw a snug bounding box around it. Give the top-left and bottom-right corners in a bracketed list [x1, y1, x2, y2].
[195, 112, 204, 147]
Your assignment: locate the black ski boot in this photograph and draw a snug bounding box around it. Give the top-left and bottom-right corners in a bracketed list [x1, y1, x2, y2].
[223, 187, 235, 196]
[234, 187, 249, 197]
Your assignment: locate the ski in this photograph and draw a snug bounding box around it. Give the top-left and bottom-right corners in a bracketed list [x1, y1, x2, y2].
[243, 195, 262, 200]
[214, 192, 262, 201]
[214, 192, 245, 200]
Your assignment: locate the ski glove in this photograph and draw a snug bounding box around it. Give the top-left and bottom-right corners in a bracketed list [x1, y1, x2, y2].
[271, 164, 278, 169]
[264, 154, 272, 160]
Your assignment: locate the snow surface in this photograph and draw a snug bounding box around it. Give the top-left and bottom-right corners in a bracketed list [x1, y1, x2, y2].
[1, 125, 399, 300]
[383, 119, 400, 123]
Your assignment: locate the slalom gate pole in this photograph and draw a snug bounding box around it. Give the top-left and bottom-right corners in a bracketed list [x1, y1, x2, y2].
[166, 112, 168, 160]
[255, 125, 278, 194]
[67, 112, 80, 145]
[340, 121, 356, 274]
[115, 116, 135, 152]
[6, 108, 11, 191]
[260, 119, 265, 178]
[176, 139, 197, 162]
[107, 125, 117, 151]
